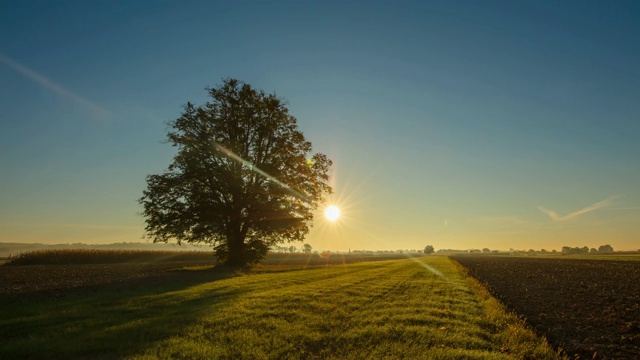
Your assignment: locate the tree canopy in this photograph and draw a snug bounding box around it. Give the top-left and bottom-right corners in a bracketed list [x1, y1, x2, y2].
[139, 79, 332, 266]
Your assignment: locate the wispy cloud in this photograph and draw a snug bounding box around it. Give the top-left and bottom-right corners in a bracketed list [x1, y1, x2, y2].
[538, 196, 618, 221]
[0, 53, 107, 116]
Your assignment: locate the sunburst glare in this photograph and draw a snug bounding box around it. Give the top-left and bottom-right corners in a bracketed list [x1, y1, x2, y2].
[325, 205, 340, 221]
[308, 163, 392, 252]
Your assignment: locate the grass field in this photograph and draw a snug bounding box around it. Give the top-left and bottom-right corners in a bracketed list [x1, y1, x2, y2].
[1, 256, 561, 359]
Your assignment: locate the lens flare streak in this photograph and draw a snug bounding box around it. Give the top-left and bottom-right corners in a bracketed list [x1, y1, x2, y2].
[407, 255, 446, 278]
[214, 143, 312, 203]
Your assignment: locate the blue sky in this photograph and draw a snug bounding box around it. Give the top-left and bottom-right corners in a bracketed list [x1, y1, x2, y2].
[1, 0, 639, 251]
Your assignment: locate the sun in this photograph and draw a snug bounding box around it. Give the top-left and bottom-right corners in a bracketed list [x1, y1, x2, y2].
[324, 205, 340, 222]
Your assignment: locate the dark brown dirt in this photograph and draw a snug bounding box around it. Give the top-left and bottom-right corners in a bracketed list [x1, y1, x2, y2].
[0, 261, 218, 297]
[452, 255, 640, 360]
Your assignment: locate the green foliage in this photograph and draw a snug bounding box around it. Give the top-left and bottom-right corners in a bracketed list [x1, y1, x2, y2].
[424, 245, 434, 255]
[140, 79, 332, 267]
[562, 244, 615, 254]
[1, 257, 561, 359]
[597, 244, 613, 253]
[303, 243, 312, 254]
[5, 249, 214, 265]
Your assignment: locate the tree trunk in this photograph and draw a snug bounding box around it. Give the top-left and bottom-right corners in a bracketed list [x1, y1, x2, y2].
[226, 228, 246, 267]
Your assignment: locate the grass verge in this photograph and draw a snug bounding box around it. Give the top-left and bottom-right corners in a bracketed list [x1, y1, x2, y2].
[0, 256, 561, 359]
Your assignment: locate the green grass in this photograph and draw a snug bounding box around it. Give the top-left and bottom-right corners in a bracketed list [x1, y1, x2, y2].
[0, 257, 561, 359]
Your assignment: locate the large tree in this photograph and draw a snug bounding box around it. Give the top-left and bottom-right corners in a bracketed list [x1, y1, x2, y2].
[424, 245, 434, 255]
[139, 79, 332, 266]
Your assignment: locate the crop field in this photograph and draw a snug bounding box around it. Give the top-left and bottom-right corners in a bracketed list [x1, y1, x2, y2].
[452, 255, 640, 359]
[0, 253, 561, 359]
[4, 249, 217, 265]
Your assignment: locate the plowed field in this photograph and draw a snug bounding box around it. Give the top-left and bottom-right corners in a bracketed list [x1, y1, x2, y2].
[452, 255, 640, 359]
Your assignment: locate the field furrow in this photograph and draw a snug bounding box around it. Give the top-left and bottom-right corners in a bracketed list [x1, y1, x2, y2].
[452, 255, 640, 360]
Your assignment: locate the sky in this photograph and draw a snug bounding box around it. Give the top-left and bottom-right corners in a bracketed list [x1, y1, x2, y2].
[1, 0, 639, 251]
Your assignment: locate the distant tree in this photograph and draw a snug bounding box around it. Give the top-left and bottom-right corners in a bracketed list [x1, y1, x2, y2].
[139, 79, 332, 267]
[598, 244, 614, 253]
[562, 246, 586, 255]
[590, 248, 598, 253]
[303, 243, 312, 254]
[424, 245, 435, 255]
[288, 246, 297, 253]
[482, 248, 491, 253]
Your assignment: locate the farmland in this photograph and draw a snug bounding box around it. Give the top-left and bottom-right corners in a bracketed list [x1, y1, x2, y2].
[452, 255, 640, 359]
[0, 252, 560, 359]
[1, 251, 415, 297]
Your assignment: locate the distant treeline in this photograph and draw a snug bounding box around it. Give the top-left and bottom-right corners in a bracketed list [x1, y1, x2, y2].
[561, 244, 614, 254]
[437, 244, 626, 255]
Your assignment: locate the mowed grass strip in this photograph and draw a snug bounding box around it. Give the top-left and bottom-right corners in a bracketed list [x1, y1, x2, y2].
[1, 257, 560, 359]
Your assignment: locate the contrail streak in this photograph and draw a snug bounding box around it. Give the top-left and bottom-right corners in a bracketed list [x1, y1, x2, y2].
[0, 53, 107, 116]
[538, 195, 618, 221]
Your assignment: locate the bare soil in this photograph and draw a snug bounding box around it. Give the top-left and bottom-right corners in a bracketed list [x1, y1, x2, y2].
[0, 262, 216, 297]
[452, 255, 640, 359]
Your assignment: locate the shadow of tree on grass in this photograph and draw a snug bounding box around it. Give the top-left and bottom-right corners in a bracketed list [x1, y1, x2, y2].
[0, 266, 245, 359]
